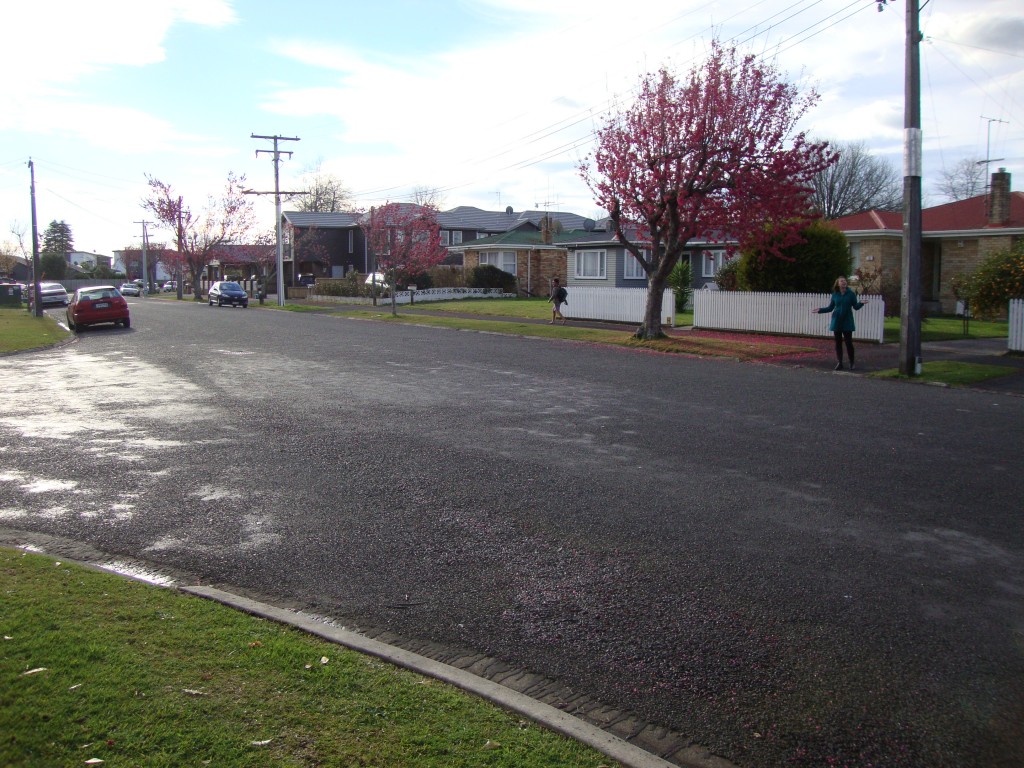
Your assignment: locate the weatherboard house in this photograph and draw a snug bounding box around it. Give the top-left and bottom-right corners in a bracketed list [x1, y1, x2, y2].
[831, 169, 1023, 315]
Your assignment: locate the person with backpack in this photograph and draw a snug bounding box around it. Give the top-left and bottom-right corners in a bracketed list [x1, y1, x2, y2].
[548, 277, 568, 324]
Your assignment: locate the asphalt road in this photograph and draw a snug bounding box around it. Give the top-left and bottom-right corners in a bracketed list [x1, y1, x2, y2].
[2, 298, 1023, 767]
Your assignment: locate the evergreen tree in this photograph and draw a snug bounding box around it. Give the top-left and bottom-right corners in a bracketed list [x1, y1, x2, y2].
[41, 220, 74, 261]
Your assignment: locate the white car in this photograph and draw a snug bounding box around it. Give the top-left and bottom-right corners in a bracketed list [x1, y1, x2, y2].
[119, 283, 141, 297]
[162, 281, 178, 292]
[38, 282, 70, 306]
[364, 272, 390, 290]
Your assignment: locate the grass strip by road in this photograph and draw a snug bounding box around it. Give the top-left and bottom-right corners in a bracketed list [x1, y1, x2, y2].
[0, 548, 617, 768]
[0, 307, 68, 354]
[869, 360, 1017, 387]
[341, 308, 811, 361]
[883, 315, 1008, 343]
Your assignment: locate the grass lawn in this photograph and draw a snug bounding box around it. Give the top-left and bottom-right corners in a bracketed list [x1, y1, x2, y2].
[342, 308, 811, 361]
[0, 548, 617, 768]
[883, 315, 1008, 343]
[869, 360, 1017, 387]
[0, 307, 69, 354]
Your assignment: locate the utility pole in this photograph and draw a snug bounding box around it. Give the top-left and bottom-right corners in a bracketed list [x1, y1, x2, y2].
[27, 159, 42, 317]
[899, 0, 923, 376]
[176, 196, 185, 300]
[881, 0, 924, 375]
[251, 133, 300, 307]
[134, 219, 153, 296]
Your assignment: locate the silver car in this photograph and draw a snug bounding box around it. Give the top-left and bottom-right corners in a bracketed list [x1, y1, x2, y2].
[38, 282, 69, 306]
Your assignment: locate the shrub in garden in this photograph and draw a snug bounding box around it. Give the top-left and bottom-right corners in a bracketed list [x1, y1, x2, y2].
[668, 258, 692, 311]
[854, 264, 901, 317]
[737, 219, 851, 292]
[967, 240, 1024, 317]
[468, 264, 517, 293]
[714, 258, 741, 290]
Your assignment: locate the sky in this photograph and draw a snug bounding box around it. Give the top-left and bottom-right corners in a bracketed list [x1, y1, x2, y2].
[1, 0, 1022, 258]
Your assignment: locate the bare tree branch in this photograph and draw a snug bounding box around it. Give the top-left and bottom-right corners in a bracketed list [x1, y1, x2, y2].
[810, 140, 902, 219]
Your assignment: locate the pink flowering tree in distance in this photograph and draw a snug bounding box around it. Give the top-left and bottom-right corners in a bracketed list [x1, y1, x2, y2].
[360, 202, 447, 316]
[143, 172, 255, 301]
[580, 42, 836, 339]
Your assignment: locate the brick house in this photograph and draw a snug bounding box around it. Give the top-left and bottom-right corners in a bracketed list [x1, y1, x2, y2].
[832, 169, 1023, 314]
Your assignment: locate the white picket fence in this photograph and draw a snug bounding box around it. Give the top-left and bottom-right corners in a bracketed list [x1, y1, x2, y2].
[1010, 299, 1024, 353]
[693, 291, 886, 343]
[561, 287, 676, 326]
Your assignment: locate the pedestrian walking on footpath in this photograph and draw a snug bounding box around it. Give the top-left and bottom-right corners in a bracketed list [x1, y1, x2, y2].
[813, 276, 867, 370]
[549, 278, 568, 324]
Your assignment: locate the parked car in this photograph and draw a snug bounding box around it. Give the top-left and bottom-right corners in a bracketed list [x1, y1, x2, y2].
[297, 273, 317, 287]
[162, 280, 178, 292]
[208, 281, 249, 308]
[65, 285, 130, 331]
[364, 272, 390, 291]
[38, 282, 70, 306]
[119, 283, 141, 297]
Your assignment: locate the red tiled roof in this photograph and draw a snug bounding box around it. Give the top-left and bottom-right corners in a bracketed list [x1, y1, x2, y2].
[832, 191, 1024, 233]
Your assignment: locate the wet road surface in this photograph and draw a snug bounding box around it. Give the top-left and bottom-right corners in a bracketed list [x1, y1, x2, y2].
[2, 298, 1023, 767]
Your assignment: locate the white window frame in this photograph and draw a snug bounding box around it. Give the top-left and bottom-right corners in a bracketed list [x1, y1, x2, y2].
[575, 249, 607, 279]
[702, 250, 728, 278]
[439, 230, 451, 246]
[480, 250, 516, 275]
[624, 249, 648, 280]
[451, 231, 463, 245]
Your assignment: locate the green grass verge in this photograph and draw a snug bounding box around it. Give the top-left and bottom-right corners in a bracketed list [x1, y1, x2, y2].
[869, 360, 1016, 387]
[883, 315, 1008, 343]
[341, 309, 810, 360]
[0, 307, 69, 354]
[0, 548, 617, 768]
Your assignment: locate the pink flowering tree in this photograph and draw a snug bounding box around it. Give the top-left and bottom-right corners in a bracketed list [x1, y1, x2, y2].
[359, 202, 447, 315]
[143, 172, 255, 300]
[580, 42, 836, 339]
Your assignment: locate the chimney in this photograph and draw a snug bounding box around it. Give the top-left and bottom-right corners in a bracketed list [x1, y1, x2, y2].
[989, 168, 1011, 226]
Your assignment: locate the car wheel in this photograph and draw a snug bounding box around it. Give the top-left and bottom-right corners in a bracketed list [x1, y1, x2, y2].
[218, 299, 224, 306]
[123, 317, 131, 329]
[66, 316, 76, 331]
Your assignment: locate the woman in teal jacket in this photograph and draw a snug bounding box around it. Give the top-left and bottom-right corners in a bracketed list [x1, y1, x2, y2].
[813, 276, 867, 370]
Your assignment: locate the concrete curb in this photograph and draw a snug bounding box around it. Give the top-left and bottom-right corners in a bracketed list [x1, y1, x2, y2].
[182, 584, 691, 768]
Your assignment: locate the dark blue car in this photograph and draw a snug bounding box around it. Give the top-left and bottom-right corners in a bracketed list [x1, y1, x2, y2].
[208, 281, 249, 308]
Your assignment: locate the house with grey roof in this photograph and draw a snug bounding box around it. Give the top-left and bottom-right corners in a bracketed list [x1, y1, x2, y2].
[282, 205, 597, 286]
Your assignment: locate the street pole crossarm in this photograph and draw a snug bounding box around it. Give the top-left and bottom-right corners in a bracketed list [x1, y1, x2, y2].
[251, 133, 300, 142]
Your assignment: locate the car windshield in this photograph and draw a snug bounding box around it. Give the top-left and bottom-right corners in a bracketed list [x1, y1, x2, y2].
[221, 282, 242, 290]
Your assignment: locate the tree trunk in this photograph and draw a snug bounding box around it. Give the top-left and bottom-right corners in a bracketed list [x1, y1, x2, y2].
[635, 255, 678, 339]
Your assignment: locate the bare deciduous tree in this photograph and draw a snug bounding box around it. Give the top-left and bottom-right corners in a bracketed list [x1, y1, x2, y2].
[934, 157, 985, 202]
[293, 160, 353, 213]
[810, 140, 902, 219]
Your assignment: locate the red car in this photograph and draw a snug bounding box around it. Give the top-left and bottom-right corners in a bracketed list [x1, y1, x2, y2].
[66, 285, 131, 331]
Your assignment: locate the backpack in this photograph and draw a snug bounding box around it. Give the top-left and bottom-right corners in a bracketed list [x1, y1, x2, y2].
[557, 286, 568, 303]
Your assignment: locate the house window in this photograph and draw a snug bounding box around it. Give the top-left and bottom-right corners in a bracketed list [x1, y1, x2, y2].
[624, 249, 648, 280]
[849, 242, 861, 272]
[451, 231, 463, 245]
[480, 251, 516, 274]
[702, 250, 728, 278]
[348, 230, 354, 253]
[575, 249, 606, 279]
[439, 230, 450, 246]
[476, 232, 487, 240]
